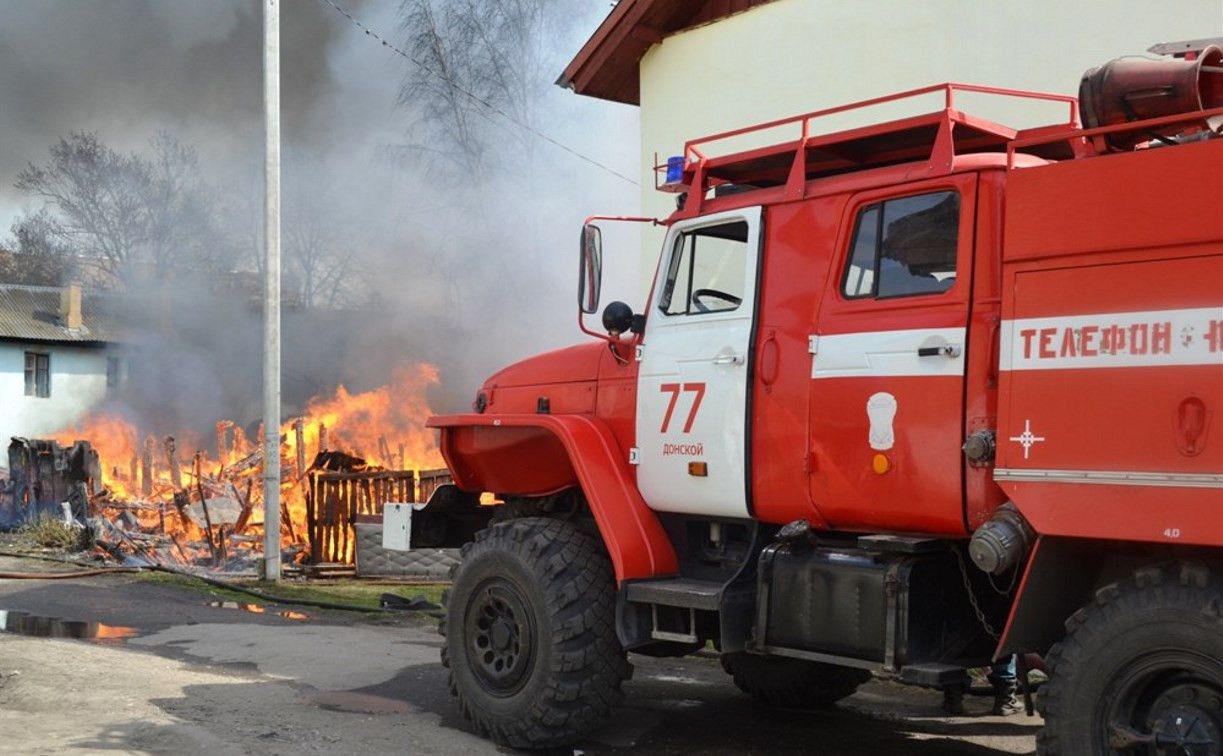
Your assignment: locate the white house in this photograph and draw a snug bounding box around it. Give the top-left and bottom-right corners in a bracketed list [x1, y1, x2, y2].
[0, 283, 123, 446]
[559, 0, 1223, 275]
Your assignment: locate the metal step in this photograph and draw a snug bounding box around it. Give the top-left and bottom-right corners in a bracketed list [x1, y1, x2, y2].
[624, 578, 723, 611]
[900, 662, 966, 687]
[856, 534, 947, 553]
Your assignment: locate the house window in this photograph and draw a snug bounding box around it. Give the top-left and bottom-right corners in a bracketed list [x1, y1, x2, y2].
[24, 352, 50, 398]
[107, 356, 120, 388]
[842, 191, 960, 300]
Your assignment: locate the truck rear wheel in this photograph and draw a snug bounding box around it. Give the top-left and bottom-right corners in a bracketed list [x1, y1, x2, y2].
[441, 517, 631, 749]
[721, 652, 871, 708]
[1037, 563, 1223, 755]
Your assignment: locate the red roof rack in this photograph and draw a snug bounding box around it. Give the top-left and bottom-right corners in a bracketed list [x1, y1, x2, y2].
[656, 83, 1079, 214]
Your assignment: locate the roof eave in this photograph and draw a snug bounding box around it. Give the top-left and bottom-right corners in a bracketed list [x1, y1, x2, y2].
[557, 0, 646, 105]
[559, 1, 782, 106]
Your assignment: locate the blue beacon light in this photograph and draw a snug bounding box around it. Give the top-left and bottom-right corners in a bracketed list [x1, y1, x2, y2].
[665, 155, 684, 184]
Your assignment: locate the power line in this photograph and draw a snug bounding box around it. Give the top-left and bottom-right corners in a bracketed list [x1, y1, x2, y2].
[318, 0, 640, 187]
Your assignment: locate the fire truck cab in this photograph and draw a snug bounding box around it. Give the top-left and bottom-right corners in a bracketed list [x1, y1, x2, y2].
[426, 45, 1223, 753]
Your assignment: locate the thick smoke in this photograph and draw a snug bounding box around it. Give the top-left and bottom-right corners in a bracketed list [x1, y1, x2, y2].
[0, 1, 327, 216]
[0, 1, 640, 439]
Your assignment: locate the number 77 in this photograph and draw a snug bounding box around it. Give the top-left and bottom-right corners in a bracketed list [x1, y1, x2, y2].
[659, 382, 706, 433]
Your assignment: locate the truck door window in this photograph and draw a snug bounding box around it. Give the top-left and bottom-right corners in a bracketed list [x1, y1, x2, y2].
[841, 191, 960, 299]
[659, 220, 749, 315]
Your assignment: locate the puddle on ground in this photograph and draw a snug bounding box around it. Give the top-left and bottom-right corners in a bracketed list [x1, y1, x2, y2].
[0, 609, 138, 644]
[649, 674, 707, 686]
[302, 690, 417, 715]
[207, 601, 309, 620]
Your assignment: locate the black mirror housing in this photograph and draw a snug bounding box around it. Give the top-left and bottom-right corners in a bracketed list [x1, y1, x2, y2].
[601, 301, 634, 335]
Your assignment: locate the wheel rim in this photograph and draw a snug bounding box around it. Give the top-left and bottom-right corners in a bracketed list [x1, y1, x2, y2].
[464, 579, 537, 697]
[1106, 651, 1223, 755]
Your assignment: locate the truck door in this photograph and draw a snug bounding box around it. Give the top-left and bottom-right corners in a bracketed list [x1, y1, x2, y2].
[636, 208, 762, 518]
[808, 177, 977, 534]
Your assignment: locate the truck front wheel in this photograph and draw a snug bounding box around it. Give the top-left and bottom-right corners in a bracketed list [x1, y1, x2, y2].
[1037, 562, 1223, 755]
[721, 652, 871, 708]
[441, 517, 631, 748]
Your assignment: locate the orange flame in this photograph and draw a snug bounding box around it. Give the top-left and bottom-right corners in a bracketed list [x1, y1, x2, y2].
[289, 363, 443, 471]
[51, 362, 445, 567]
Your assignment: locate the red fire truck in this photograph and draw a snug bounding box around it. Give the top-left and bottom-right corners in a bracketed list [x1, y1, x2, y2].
[424, 45, 1223, 753]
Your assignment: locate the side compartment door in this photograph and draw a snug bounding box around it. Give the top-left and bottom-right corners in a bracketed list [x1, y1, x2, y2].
[636, 208, 762, 517]
[808, 177, 977, 534]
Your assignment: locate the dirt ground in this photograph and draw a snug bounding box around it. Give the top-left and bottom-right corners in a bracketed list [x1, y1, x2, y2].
[0, 552, 1040, 755]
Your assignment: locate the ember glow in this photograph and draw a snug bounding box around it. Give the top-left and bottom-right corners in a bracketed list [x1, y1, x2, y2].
[50, 362, 445, 571]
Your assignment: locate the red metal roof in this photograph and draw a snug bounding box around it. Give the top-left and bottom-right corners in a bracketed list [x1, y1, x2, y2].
[558, 0, 779, 105]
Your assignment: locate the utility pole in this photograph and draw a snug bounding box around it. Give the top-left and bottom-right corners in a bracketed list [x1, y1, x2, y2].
[262, 0, 282, 581]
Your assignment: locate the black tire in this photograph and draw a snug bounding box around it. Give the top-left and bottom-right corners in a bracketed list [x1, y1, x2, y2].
[721, 652, 871, 709]
[441, 517, 631, 749]
[1037, 562, 1223, 755]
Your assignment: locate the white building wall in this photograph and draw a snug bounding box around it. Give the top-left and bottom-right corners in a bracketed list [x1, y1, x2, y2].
[0, 342, 111, 446]
[631, 0, 1222, 275]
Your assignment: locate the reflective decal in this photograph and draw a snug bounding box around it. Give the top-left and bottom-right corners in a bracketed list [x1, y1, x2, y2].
[1001, 307, 1223, 371]
[1008, 419, 1046, 460]
[810, 327, 966, 379]
[867, 392, 897, 450]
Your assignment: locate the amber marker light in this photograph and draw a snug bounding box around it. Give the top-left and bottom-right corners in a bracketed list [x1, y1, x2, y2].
[871, 454, 891, 474]
[688, 461, 709, 477]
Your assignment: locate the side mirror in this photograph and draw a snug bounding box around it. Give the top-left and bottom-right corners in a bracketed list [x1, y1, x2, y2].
[579, 224, 602, 314]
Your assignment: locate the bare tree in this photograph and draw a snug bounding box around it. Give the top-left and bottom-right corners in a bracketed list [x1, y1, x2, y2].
[278, 151, 370, 310]
[398, 0, 484, 176]
[396, 0, 577, 180]
[16, 132, 150, 280]
[285, 204, 351, 309]
[1, 209, 73, 285]
[223, 167, 266, 282]
[13, 131, 229, 287]
[143, 131, 233, 280]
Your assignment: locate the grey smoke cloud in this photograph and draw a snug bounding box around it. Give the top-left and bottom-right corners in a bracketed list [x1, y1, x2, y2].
[0, 0, 641, 438]
[0, 0, 339, 226]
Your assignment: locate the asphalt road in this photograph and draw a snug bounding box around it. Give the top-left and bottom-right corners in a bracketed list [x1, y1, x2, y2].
[0, 555, 1039, 755]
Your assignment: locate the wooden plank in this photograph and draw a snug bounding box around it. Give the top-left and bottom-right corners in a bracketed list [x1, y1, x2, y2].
[294, 418, 306, 481]
[164, 437, 182, 490]
[141, 436, 155, 496]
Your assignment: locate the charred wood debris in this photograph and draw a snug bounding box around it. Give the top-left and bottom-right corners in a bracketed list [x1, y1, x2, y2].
[2, 421, 434, 577]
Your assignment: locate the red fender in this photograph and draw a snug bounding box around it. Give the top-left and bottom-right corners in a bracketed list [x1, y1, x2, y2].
[428, 413, 679, 583]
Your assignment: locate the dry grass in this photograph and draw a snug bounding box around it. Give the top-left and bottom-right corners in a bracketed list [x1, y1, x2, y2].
[139, 570, 448, 612]
[17, 514, 85, 551]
